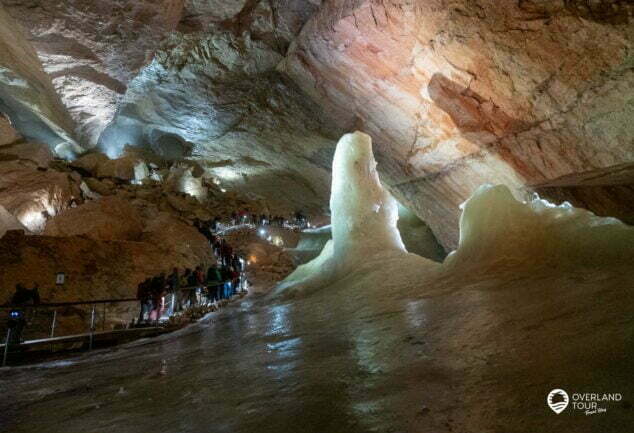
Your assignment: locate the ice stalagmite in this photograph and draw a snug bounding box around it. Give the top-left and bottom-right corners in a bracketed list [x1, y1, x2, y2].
[330, 131, 406, 262]
[277, 131, 415, 295]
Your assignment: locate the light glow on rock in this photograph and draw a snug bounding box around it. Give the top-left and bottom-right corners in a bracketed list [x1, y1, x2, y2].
[212, 167, 241, 181]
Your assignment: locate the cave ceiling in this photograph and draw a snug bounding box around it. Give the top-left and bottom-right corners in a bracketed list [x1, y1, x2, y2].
[1, 0, 632, 249]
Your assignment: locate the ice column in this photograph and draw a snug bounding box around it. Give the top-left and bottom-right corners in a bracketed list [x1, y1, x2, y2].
[278, 131, 407, 293]
[330, 131, 406, 266]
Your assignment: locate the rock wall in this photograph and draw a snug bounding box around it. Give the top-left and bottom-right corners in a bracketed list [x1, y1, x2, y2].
[3, 0, 631, 250]
[0, 4, 79, 157]
[3, 0, 185, 147]
[280, 0, 634, 248]
[99, 29, 339, 213]
[43, 196, 144, 241]
[0, 155, 81, 233]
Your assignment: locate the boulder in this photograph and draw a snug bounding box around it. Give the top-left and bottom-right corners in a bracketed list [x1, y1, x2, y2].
[95, 156, 135, 180]
[44, 196, 144, 241]
[83, 177, 116, 196]
[69, 152, 110, 175]
[96, 155, 149, 182]
[0, 141, 54, 168]
[79, 180, 101, 200]
[166, 193, 194, 213]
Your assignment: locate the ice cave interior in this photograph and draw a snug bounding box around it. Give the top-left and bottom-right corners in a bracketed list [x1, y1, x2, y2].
[0, 1, 633, 432]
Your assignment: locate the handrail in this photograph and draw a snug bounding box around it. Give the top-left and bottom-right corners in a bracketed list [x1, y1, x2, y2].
[0, 281, 238, 310]
[0, 298, 138, 309]
[1, 278, 248, 364]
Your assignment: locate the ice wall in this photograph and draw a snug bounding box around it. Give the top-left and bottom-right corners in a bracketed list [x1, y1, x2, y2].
[285, 225, 332, 265]
[397, 204, 447, 262]
[445, 184, 634, 270]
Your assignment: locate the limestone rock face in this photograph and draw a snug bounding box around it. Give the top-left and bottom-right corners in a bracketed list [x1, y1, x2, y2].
[100, 29, 339, 212]
[141, 212, 213, 267]
[3, 0, 185, 146]
[0, 160, 81, 232]
[179, 0, 319, 56]
[43, 196, 144, 241]
[280, 0, 634, 248]
[0, 4, 79, 156]
[0, 116, 20, 146]
[0, 140, 54, 168]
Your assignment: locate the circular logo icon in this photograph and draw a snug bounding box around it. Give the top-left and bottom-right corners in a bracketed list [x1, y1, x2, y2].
[547, 389, 569, 414]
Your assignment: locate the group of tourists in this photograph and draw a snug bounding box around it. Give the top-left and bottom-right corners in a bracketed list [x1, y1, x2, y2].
[226, 210, 309, 228]
[193, 209, 310, 236]
[136, 253, 246, 325]
[3, 208, 295, 342]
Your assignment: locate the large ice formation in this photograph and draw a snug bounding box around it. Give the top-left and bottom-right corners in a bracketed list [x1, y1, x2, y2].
[329, 132, 406, 258]
[278, 132, 634, 298]
[276, 131, 435, 295]
[446, 184, 634, 270]
[287, 216, 446, 266]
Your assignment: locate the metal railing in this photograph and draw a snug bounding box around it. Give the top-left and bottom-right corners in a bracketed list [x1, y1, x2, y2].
[1, 278, 249, 366]
[213, 221, 306, 235]
[0, 221, 267, 366]
[1, 297, 139, 366]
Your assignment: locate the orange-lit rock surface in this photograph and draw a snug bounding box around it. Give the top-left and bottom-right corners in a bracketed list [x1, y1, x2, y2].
[43, 196, 144, 241]
[280, 0, 634, 248]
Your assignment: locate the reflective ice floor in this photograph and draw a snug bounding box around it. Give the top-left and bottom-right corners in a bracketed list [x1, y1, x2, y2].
[1, 264, 633, 433]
